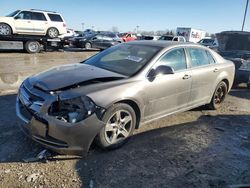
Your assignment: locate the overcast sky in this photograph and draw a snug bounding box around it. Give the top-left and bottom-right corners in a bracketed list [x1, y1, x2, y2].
[0, 0, 249, 33]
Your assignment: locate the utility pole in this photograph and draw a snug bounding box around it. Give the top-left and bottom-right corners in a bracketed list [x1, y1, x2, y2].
[242, 0, 249, 31]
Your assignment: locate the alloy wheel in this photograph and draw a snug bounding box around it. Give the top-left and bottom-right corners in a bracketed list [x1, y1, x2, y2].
[104, 110, 133, 144]
[0, 24, 11, 35]
[214, 84, 227, 104]
[48, 28, 58, 38]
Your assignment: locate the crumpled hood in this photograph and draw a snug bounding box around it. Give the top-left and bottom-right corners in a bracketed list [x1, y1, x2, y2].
[28, 63, 126, 91]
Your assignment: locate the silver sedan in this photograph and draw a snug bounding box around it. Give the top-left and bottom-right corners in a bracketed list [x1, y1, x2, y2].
[16, 41, 235, 156]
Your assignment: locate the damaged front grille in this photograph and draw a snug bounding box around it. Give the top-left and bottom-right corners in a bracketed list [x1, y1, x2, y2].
[18, 83, 47, 124]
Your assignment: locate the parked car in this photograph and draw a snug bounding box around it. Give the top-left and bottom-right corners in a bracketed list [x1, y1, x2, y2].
[0, 9, 67, 38]
[120, 33, 137, 42]
[198, 38, 218, 48]
[16, 41, 234, 156]
[58, 29, 76, 39]
[138, 35, 160, 40]
[72, 33, 122, 50]
[158, 35, 186, 42]
[216, 31, 250, 87]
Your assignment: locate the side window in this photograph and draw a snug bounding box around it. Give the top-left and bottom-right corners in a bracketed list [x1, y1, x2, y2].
[103, 36, 112, 41]
[188, 48, 210, 68]
[47, 14, 63, 22]
[156, 48, 187, 72]
[92, 35, 102, 40]
[16, 11, 32, 20]
[32, 12, 47, 21]
[206, 51, 216, 64]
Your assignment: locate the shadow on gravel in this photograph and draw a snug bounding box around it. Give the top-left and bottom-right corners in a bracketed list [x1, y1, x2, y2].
[1, 93, 250, 187]
[76, 114, 250, 188]
[0, 94, 44, 163]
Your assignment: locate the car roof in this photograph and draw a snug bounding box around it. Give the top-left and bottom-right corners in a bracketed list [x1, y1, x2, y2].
[127, 40, 201, 49]
[24, 9, 59, 14]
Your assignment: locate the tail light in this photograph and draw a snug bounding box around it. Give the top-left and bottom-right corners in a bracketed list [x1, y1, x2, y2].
[63, 23, 66, 27]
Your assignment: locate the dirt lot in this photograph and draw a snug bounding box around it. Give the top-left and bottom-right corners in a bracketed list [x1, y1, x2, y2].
[0, 51, 250, 188]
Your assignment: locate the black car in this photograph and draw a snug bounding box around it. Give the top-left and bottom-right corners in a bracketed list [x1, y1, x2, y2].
[216, 31, 250, 87]
[73, 33, 122, 50]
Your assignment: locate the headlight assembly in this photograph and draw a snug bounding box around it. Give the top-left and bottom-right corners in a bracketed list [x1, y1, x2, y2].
[48, 96, 104, 123]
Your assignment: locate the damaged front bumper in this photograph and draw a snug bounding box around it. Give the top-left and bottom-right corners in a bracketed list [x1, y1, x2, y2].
[16, 80, 105, 156]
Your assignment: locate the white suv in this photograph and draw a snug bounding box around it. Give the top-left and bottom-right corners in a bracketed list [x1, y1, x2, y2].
[0, 9, 67, 38]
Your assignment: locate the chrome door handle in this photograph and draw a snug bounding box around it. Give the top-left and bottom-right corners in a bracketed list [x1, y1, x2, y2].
[183, 74, 192, 80]
[213, 68, 219, 72]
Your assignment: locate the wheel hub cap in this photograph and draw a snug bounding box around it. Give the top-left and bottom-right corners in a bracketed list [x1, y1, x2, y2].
[104, 110, 132, 144]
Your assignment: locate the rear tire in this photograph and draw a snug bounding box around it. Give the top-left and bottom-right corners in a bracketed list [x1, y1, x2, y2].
[208, 81, 228, 110]
[96, 103, 136, 150]
[47, 27, 59, 38]
[0, 23, 12, 36]
[25, 41, 41, 53]
[85, 42, 92, 50]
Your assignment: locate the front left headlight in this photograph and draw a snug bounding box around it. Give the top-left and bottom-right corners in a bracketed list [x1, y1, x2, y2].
[48, 96, 104, 123]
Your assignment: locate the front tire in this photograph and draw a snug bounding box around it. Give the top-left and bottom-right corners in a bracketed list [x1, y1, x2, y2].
[96, 103, 136, 150]
[47, 27, 59, 38]
[0, 23, 12, 36]
[208, 81, 228, 110]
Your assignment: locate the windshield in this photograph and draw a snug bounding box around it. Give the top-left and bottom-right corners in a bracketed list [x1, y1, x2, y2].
[84, 44, 161, 76]
[6, 10, 20, 17]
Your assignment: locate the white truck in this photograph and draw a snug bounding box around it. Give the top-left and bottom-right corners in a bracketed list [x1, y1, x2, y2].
[176, 27, 206, 43]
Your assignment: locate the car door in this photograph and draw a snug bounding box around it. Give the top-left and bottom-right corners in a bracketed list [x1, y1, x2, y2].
[144, 48, 192, 121]
[90, 35, 103, 49]
[187, 47, 219, 106]
[14, 11, 33, 34]
[101, 35, 115, 49]
[31, 12, 47, 35]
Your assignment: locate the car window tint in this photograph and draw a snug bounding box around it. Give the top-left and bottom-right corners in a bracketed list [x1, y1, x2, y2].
[103, 36, 112, 40]
[188, 48, 210, 67]
[94, 35, 103, 40]
[48, 14, 63, 22]
[17, 11, 32, 20]
[32, 12, 47, 21]
[157, 48, 187, 72]
[206, 51, 216, 64]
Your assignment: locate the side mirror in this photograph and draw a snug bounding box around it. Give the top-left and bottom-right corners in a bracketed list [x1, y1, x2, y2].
[148, 65, 174, 81]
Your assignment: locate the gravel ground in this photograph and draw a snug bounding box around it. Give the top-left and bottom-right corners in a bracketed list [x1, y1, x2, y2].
[0, 51, 250, 188]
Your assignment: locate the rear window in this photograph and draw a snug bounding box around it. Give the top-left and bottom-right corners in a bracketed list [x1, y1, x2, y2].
[188, 48, 210, 67]
[48, 14, 63, 22]
[32, 12, 47, 21]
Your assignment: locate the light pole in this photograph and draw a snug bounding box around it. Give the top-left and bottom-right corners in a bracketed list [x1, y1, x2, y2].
[136, 25, 139, 34]
[242, 0, 249, 31]
[81, 23, 84, 31]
